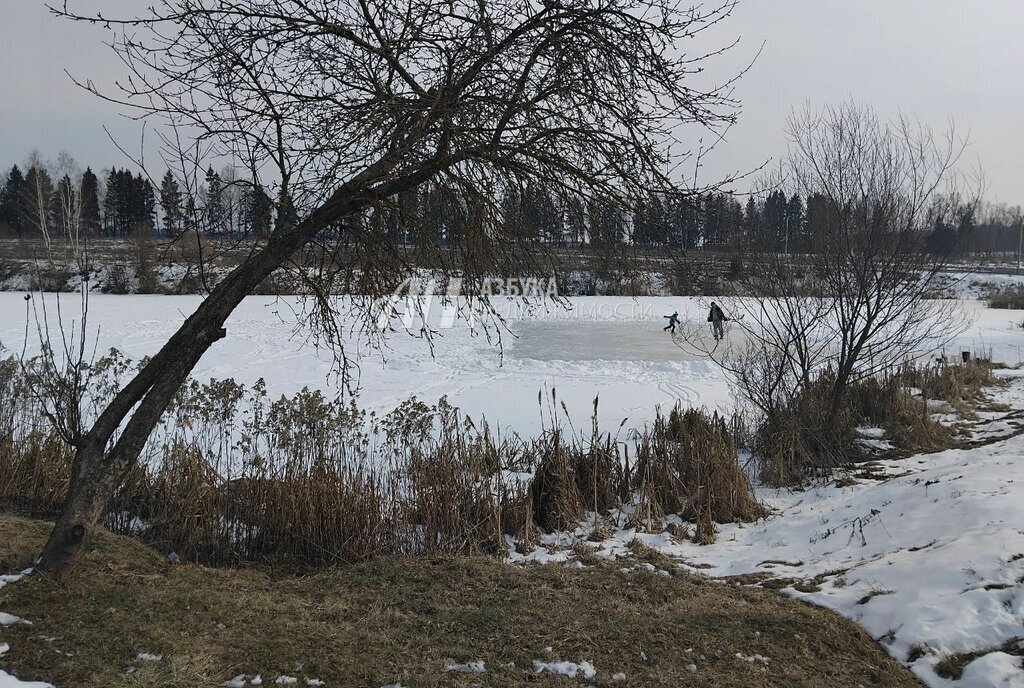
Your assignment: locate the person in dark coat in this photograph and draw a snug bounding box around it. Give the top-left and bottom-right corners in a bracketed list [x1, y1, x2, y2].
[707, 302, 728, 341]
[663, 311, 680, 334]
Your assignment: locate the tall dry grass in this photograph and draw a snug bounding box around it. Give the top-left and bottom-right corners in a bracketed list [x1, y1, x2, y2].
[0, 352, 762, 567]
[753, 360, 995, 486]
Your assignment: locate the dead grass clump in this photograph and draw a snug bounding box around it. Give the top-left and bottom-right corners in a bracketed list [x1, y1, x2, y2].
[529, 431, 585, 532]
[898, 359, 1003, 411]
[846, 373, 956, 454]
[635, 407, 765, 543]
[752, 363, 988, 486]
[986, 283, 1024, 309]
[935, 637, 1024, 680]
[753, 374, 860, 487]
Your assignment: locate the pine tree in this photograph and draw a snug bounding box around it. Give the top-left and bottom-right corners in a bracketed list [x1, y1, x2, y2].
[633, 192, 668, 246]
[136, 175, 157, 236]
[786, 194, 805, 252]
[760, 191, 788, 251]
[804, 193, 833, 252]
[104, 169, 133, 236]
[205, 166, 225, 234]
[244, 182, 274, 238]
[588, 199, 623, 247]
[743, 196, 759, 248]
[276, 189, 298, 233]
[159, 171, 183, 236]
[0, 166, 25, 234]
[79, 168, 101, 236]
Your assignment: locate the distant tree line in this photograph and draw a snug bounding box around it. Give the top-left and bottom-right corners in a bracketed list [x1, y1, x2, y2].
[0, 152, 279, 241]
[0, 152, 1019, 256]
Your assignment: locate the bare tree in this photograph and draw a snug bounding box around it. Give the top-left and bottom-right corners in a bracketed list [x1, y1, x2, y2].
[36, 0, 746, 573]
[681, 101, 976, 419]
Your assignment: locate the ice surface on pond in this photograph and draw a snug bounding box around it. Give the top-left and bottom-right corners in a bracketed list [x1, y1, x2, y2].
[510, 320, 742, 362]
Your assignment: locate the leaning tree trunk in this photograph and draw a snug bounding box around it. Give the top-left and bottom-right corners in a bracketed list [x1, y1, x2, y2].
[36, 188, 363, 574]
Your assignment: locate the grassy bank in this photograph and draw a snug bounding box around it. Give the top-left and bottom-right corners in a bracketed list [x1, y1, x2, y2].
[0, 515, 923, 688]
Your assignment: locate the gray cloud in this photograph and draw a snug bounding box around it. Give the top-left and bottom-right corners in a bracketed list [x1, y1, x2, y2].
[1, 1, 1019, 204]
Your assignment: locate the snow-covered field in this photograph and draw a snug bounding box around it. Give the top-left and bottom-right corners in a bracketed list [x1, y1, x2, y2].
[2, 291, 1024, 687]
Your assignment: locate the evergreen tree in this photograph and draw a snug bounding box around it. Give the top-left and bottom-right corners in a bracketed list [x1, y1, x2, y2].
[785, 193, 805, 252]
[159, 171, 183, 236]
[588, 200, 624, 247]
[135, 174, 157, 235]
[743, 196, 759, 248]
[276, 189, 298, 233]
[205, 166, 225, 234]
[804, 193, 834, 252]
[723, 196, 744, 248]
[0, 166, 25, 234]
[676, 193, 702, 249]
[519, 184, 562, 244]
[761, 190, 788, 251]
[701, 193, 729, 248]
[243, 182, 274, 238]
[563, 195, 586, 246]
[79, 167, 101, 235]
[423, 185, 459, 247]
[633, 192, 668, 246]
[104, 169, 130, 236]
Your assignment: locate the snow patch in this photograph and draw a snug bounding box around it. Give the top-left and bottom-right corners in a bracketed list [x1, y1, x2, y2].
[442, 660, 485, 674]
[532, 660, 597, 679]
[0, 673, 54, 688]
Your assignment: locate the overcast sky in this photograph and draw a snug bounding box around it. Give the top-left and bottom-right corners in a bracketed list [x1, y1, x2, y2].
[1, 1, 1021, 204]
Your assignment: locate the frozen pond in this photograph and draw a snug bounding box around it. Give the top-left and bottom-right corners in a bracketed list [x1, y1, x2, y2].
[0, 294, 1020, 436]
[509, 320, 744, 362]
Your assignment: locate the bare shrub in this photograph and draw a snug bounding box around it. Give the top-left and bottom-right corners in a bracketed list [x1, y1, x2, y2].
[103, 262, 134, 294]
[28, 263, 73, 293]
[986, 284, 1024, 309]
[133, 239, 161, 294]
[752, 366, 969, 486]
